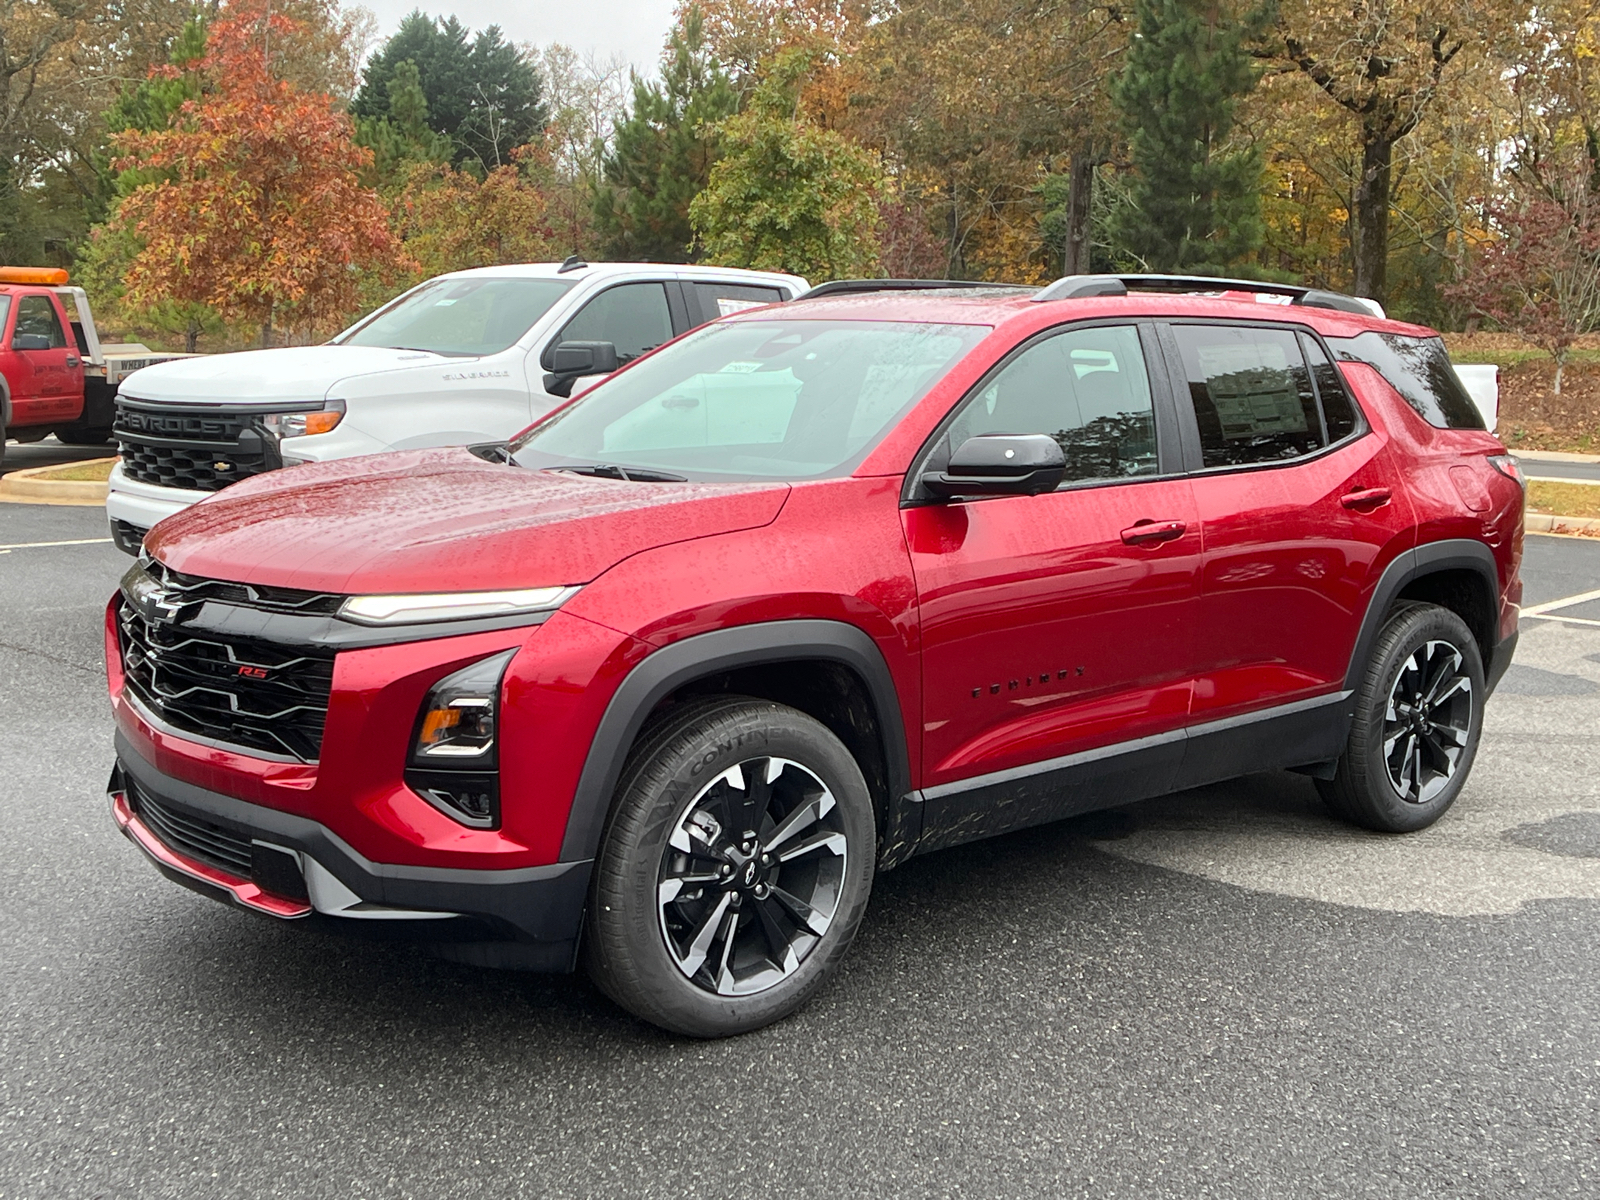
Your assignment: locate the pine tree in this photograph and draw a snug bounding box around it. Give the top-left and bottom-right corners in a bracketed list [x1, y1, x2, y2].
[353, 12, 545, 170]
[593, 7, 737, 262]
[1108, 0, 1263, 275]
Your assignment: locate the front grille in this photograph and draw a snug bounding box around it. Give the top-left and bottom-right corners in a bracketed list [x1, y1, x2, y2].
[118, 587, 337, 762]
[141, 559, 343, 617]
[114, 403, 269, 492]
[129, 780, 255, 878]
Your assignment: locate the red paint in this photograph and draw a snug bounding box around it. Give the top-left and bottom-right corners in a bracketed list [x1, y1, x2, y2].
[0, 286, 86, 431]
[109, 290, 1523, 887]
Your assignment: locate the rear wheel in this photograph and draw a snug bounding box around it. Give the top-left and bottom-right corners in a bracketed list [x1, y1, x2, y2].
[54, 425, 113, 446]
[584, 697, 876, 1037]
[1318, 603, 1484, 832]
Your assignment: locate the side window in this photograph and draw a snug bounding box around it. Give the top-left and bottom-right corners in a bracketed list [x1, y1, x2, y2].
[1299, 333, 1360, 443]
[12, 295, 67, 349]
[692, 282, 784, 324]
[558, 283, 673, 364]
[949, 324, 1158, 482]
[1328, 331, 1485, 430]
[1172, 325, 1323, 467]
[0, 296, 11, 341]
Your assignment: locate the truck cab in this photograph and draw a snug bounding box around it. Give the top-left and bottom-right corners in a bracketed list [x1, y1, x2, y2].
[0, 267, 193, 465]
[105, 260, 808, 553]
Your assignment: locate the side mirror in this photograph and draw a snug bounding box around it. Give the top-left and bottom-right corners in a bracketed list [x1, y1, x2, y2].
[550, 340, 619, 376]
[13, 333, 52, 351]
[544, 340, 620, 398]
[922, 434, 1066, 499]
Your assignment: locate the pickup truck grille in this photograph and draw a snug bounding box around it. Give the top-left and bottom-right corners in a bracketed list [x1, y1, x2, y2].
[117, 566, 340, 761]
[114, 403, 269, 492]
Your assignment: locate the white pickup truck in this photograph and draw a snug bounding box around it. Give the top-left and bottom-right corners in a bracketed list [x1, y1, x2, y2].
[105, 260, 807, 553]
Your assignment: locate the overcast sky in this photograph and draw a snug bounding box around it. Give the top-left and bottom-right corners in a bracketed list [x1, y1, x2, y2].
[356, 0, 680, 76]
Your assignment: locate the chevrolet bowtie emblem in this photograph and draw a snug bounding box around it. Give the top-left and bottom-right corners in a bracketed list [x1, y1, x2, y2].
[213, 461, 234, 472]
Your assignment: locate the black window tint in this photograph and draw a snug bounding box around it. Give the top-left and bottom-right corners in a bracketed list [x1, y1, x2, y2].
[1329, 331, 1484, 430]
[1300, 333, 1359, 442]
[1173, 325, 1323, 467]
[560, 283, 674, 363]
[692, 283, 783, 324]
[13, 295, 66, 349]
[950, 324, 1157, 482]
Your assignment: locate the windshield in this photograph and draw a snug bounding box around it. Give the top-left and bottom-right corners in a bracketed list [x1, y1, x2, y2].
[511, 319, 988, 481]
[337, 277, 574, 356]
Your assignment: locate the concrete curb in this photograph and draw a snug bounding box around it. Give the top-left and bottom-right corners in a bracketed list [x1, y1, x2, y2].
[1526, 512, 1600, 536]
[1515, 449, 1600, 464]
[0, 459, 114, 507]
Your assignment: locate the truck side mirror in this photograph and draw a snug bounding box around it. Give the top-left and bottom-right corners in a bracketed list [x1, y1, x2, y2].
[921, 434, 1066, 499]
[544, 341, 620, 397]
[13, 333, 52, 351]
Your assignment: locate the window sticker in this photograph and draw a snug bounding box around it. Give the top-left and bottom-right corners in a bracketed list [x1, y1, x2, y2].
[717, 297, 767, 317]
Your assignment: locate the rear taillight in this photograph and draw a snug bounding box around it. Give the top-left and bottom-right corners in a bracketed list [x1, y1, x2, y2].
[1487, 454, 1525, 488]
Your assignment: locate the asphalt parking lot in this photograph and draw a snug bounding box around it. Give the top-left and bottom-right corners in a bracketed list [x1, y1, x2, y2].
[2, 501, 1598, 1199]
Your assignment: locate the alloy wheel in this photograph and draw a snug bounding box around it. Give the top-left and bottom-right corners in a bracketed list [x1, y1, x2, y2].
[657, 756, 848, 996]
[1382, 639, 1473, 805]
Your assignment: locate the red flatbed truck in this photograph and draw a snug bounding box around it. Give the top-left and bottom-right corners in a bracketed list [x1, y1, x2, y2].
[0, 266, 192, 466]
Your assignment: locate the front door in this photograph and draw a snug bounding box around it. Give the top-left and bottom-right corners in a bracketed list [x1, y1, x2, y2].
[1163, 322, 1417, 783]
[9, 293, 78, 427]
[904, 322, 1201, 851]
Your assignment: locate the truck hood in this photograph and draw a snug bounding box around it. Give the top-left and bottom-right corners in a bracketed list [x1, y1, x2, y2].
[145, 448, 791, 595]
[118, 345, 451, 403]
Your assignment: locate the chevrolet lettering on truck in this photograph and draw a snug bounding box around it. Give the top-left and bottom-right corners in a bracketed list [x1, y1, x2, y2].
[105, 275, 1524, 1037]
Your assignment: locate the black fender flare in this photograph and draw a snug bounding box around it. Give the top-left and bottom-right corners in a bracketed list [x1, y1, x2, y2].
[1343, 539, 1505, 693]
[558, 619, 912, 864]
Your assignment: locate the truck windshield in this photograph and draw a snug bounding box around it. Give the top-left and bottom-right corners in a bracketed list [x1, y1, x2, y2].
[337, 277, 574, 356]
[511, 319, 988, 481]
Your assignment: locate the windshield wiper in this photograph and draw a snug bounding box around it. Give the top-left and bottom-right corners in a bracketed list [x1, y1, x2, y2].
[556, 463, 687, 483]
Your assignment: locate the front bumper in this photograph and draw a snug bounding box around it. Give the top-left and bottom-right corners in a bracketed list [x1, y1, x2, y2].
[111, 734, 592, 971]
[106, 464, 207, 534]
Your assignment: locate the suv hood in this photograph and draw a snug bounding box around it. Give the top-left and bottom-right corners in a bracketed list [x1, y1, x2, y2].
[118, 345, 451, 403]
[145, 448, 791, 595]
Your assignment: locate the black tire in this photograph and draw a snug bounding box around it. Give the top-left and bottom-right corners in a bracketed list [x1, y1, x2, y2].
[54, 426, 113, 446]
[1317, 603, 1485, 832]
[584, 696, 876, 1037]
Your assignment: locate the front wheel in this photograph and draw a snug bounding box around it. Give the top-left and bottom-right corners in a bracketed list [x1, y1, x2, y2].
[584, 697, 877, 1037]
[1318, 603, 1485, 832]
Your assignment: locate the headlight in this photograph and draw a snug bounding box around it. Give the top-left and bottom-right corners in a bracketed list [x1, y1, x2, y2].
[340, 586, 578, 625]
[262, 399, 345, 439]
[406, 649, 517, 828]
[411, 649, 515, 764]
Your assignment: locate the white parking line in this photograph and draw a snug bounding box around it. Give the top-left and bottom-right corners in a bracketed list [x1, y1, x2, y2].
[0, 537, 113, 551]
[1525, 612, 1600, 627]
[1522, 586, 1600, 617]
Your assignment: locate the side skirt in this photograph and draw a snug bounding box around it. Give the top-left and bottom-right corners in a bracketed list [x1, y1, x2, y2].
[906, 691, 1352, 858]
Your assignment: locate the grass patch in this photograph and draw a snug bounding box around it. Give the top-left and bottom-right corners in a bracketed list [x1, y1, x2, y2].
[31, 458, 116, 482]
[1527, 479, 1600, 519]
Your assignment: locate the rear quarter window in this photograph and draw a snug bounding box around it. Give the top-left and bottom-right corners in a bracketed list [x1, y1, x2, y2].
[1330, 332, 1485, 430]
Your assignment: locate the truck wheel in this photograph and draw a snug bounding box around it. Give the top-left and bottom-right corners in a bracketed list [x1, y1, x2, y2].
[55, 426, 113, 446]
[1317, 603, 1484, 833]
[584, 697, 876, 1037]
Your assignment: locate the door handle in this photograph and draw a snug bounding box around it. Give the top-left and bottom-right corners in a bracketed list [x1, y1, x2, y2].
[1121, 519, 1187, 546]
[1340, 486, 1392, 511]
[64, 355, 80, 367]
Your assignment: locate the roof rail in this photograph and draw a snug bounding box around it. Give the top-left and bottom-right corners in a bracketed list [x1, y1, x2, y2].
[1032, 274, 1385, 319]
[801, 278, 1032, 300]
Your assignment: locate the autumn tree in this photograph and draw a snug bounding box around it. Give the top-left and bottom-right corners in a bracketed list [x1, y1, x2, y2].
[1271, 1, 1491, 304]
[106, 0, 404, 346]
[538, 44, 629, 255]
[690, 52, 883, 279]
[595, 7, 738, 262]
[1108, 0, 1263, 274]
[395, 152, 557, 278]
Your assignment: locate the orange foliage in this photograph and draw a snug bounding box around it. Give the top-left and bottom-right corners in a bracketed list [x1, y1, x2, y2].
[110, 0, 405, 342]
[395, 148, 558, 278]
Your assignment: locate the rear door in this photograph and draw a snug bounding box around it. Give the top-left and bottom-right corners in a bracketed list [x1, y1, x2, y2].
[1161, 321, 1415, 783]
[904, 321, 1201, 851]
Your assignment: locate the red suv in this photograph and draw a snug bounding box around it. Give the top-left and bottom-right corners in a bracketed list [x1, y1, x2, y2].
[105, 276, 1524, 1036]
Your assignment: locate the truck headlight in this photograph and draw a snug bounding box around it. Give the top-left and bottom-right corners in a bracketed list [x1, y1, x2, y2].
[406, 649, 517, 828]
[262, 399, 345, 438]
[340, 586, 577, 625]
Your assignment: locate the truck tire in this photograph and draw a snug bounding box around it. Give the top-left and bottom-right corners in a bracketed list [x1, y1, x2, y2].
[1317, 603, 1485, 833]
[54, 426, 114, 446]
[584, 696, 876, 1037]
